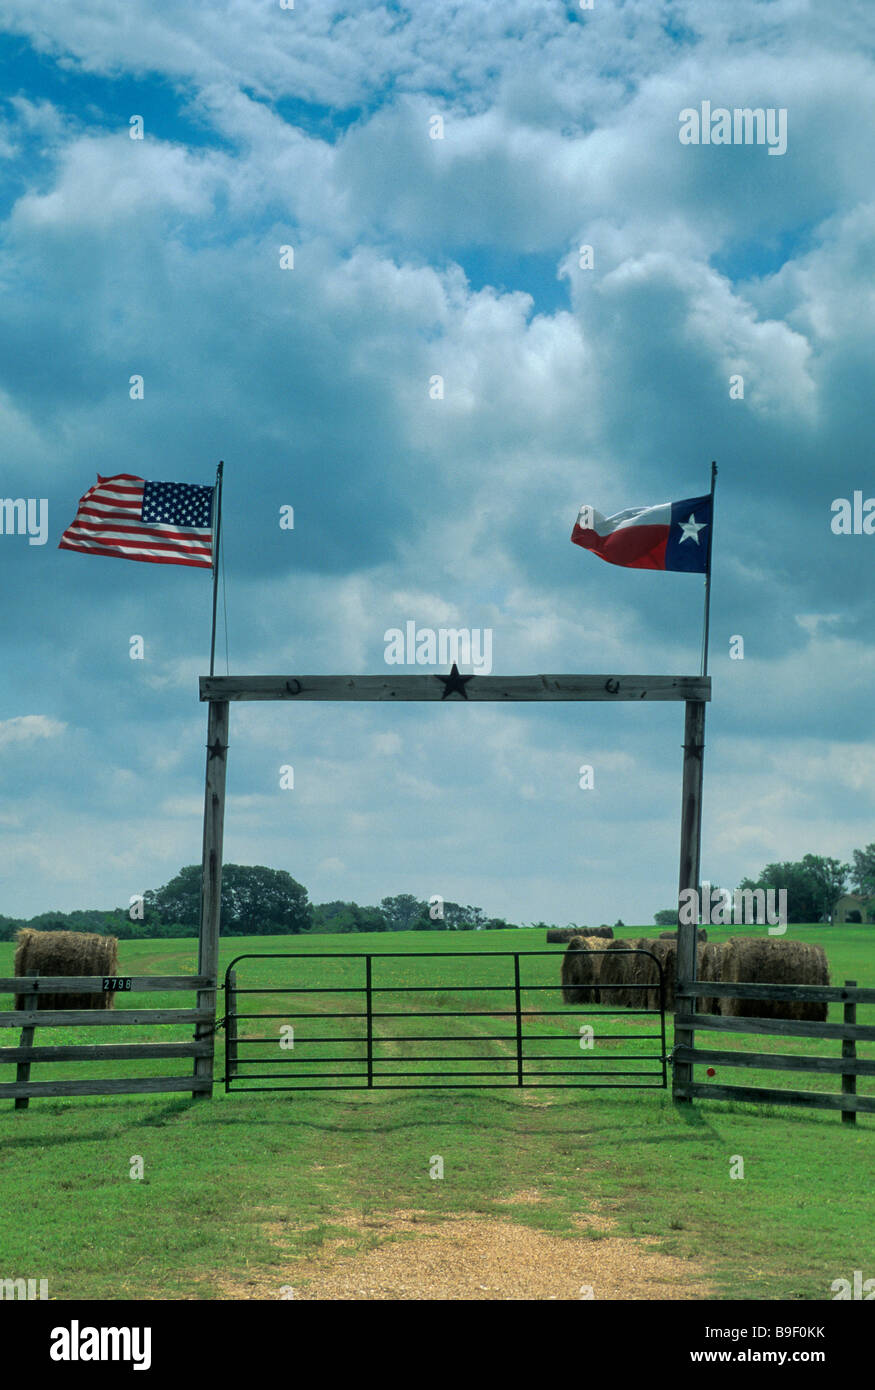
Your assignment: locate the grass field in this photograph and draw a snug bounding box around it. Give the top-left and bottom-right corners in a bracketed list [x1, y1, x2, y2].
[0, 925, 872, 1300]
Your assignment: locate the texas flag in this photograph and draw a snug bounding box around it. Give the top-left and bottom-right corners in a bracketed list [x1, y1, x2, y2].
[571, 494, 713, 572]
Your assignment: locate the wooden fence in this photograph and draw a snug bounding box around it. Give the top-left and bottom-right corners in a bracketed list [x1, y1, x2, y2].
[0, 973, 217, 1106]
[673, 978, 875, 1120]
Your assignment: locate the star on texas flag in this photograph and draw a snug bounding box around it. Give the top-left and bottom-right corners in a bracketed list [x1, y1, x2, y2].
[571, 494, 713, 572]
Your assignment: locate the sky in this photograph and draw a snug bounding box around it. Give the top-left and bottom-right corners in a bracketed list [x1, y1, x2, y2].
[1, 0, 874, 927]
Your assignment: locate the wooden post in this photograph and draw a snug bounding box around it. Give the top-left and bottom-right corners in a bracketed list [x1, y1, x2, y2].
[673, 700, 706, 1101]
[14, 970, 38, 1111]
[842, 979, 857, 1126]
[195, 699, 229, 1099]
[226, 968, 238, 1085]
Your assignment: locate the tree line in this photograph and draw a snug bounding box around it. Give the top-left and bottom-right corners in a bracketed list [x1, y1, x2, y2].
[3, 844, 873, 942]
[653, 846, 875, 926]
[0, 866, 517, 940]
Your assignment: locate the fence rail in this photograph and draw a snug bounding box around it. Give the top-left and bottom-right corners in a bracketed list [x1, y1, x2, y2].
[0, 974, 217, 1105]
[0, 975, 212, 994]
[686, 980, 873, 1005]
[673, 976, 873, 1120]
[675, 1012, 875, 1042]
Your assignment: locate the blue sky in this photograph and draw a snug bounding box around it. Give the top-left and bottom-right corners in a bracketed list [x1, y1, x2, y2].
[1, 1, 874, 925]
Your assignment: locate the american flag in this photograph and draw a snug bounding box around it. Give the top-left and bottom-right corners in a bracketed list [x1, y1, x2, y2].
[58, 474, 215, 569]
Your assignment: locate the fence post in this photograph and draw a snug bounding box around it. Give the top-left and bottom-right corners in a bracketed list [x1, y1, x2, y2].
[514, 954, 524, 1086]
[842, 979, 857, 1126]
[196, 697, 229, 1100]
[14, 970, 38, 1112]
[225, 968, 238, 1089]
[673, 699, 706, 1102]
[365, 956, 373, 1089]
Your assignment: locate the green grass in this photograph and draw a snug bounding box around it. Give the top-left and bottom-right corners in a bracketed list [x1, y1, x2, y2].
[0, 925, 872, 1300]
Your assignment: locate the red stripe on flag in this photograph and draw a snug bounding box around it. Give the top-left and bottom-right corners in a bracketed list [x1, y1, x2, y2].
[571, 522, 669, 570]
[58, 540, 213, 569]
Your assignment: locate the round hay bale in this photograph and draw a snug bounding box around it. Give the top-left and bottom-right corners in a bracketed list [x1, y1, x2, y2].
[659, 927, 707, 942]
[696, 941, 724, 1015]
[596, 937, 648, 1010]
[560, 935, 610, 1003]
[621, 938, 678, 1011]
[14, 929, 120, 1011]
[591, 938, 722, 1014]
[720, 937, 829, 1021]
[549, 925, 614, 943]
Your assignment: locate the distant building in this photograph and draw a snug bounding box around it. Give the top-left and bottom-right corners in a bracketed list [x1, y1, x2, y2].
[833, 893, 874, 924]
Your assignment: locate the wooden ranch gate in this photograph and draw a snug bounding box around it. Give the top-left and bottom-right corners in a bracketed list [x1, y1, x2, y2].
[197, 671, 710, 1101]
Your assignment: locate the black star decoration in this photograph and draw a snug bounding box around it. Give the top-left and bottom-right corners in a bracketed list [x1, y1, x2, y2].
[435, 662, 474, 700]
[206, 738, 227, 760]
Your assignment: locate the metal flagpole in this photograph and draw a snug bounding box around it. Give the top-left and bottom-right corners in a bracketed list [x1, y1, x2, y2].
[695, 459, 717, 929]
[209, 461, 224, 678]
[701, 460, 717, 677]
[676, 461, 719, 1087]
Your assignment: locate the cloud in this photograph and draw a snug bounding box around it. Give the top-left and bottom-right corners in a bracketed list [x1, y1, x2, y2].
[0, 1, 872, 927]
[0, 715, 66, 747]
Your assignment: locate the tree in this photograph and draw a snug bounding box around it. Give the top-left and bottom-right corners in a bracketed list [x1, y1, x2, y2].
[144, 866, 201, 927]
[311, 902, 388, 933]
[0, 914, 22, 941]
[851, 843, 875, 898]
[412, 912, 443, 931]
[799, 855, 850, 922]
[380, 894, 427, 932]
[219, 865, 312, 935]
[146, 864, 312, 935]
[736, 854, 850, 925]
[442, 902, 487, 931]
[654, 908, 677, 927]
[351, 906, 388, 932]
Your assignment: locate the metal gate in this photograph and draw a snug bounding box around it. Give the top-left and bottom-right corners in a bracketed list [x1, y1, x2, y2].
[222, 949, 667, 1092]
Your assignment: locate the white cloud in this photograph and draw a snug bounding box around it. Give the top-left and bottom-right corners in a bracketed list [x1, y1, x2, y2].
[0, 715, 66, 747]
[0, 0, 872, 929]
[11, 132, 228, 231]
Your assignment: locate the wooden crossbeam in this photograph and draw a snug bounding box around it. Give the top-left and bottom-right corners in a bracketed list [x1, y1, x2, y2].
[0, 975, 212, 994]
[682, 1081, 875, 1114]
[0, 1042, 213, 1064]
[0, 1076, 213, 1100]
[673, 1046, 875, 1077]
[199, 673, 710, 703]
[690, 980, 875, 1004]
[674, 1013, 875, 1043]
[0, 1008, 212, 1029]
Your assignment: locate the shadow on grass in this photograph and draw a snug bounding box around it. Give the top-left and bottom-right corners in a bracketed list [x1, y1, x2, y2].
[0, 1096, 199, 1150]
[2, 1087, 865, 1156]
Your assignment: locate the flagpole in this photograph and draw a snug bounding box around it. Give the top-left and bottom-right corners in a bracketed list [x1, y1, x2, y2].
[209, 460, 224, 678]
[701, 460, 717, 677]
